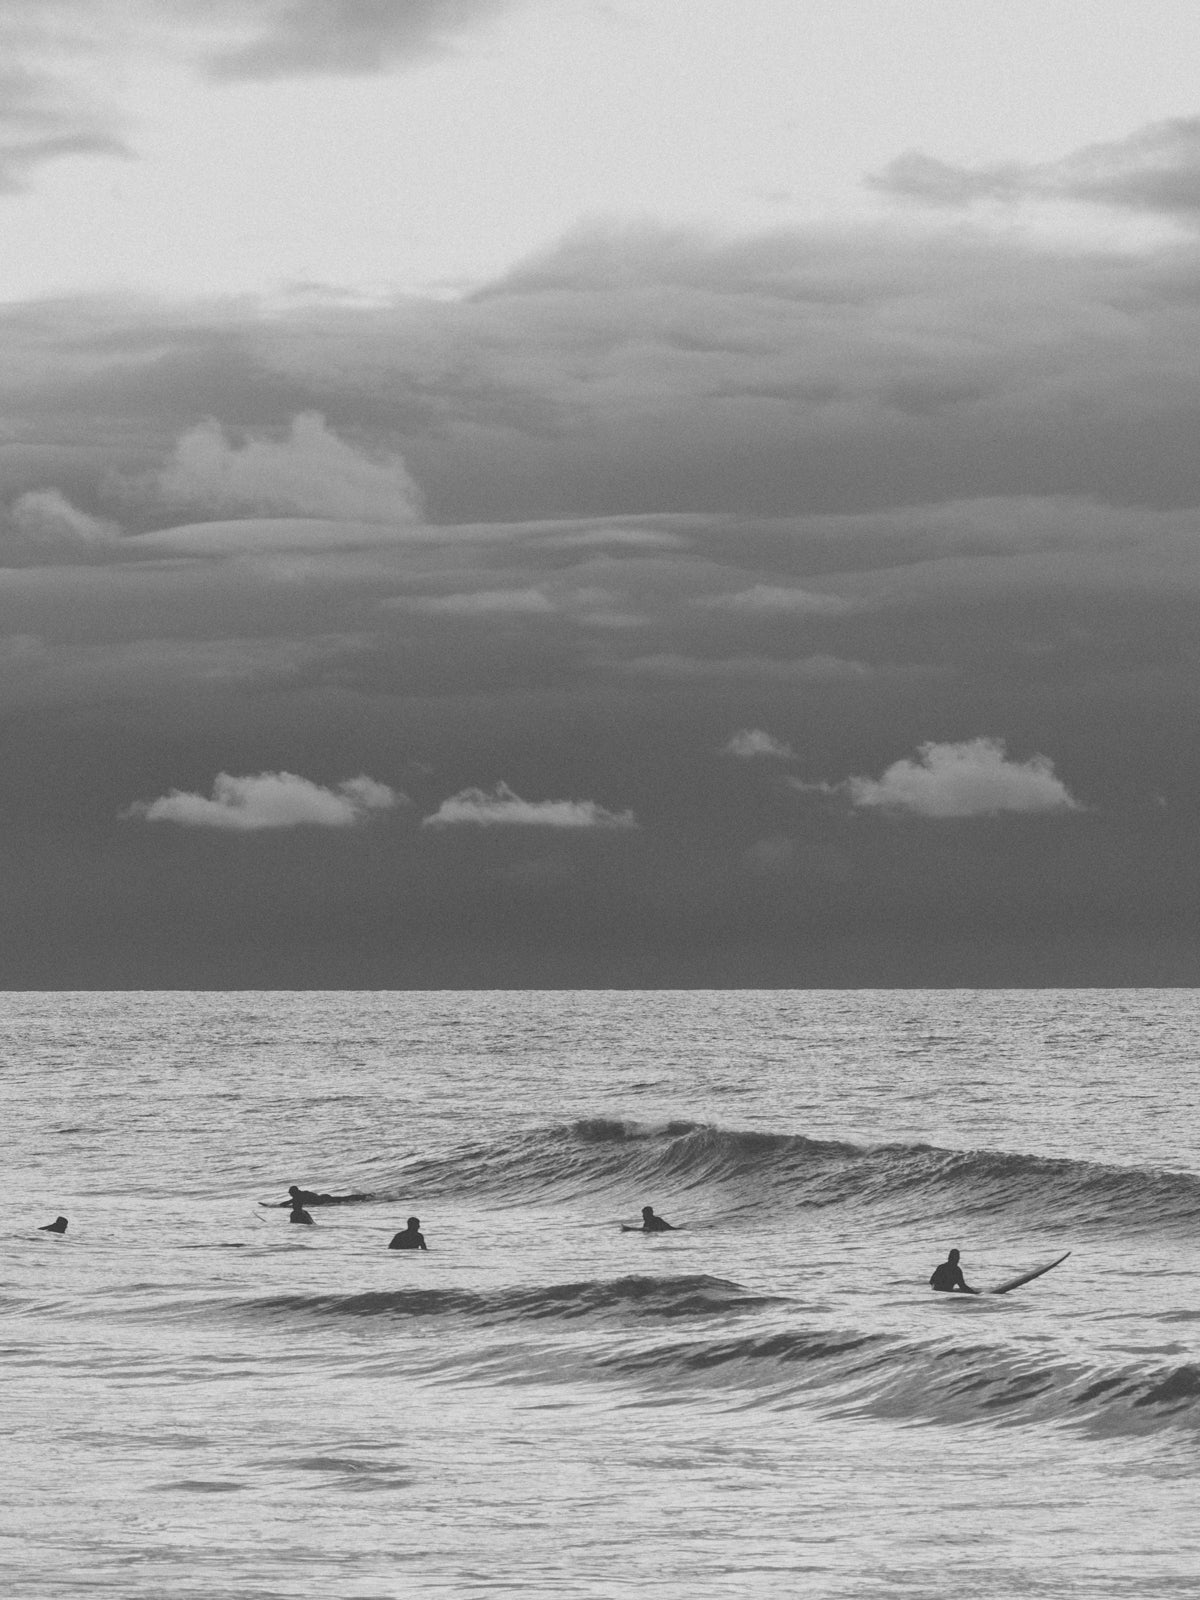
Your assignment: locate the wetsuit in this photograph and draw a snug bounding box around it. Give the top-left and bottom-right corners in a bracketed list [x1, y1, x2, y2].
[930, 1260, 975, 1292]
[388, 1227, 426, 1250]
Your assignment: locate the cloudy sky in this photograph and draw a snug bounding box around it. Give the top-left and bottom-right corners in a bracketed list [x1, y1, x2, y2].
[4, 0, 1200, 986]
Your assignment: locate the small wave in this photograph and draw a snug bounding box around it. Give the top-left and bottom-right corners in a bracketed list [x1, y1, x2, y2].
[375, 1118, 1200, 1235]
[228, 1273, 781, 1330]
[239, 1265, 1200, 1439]
[589, 1324, 1200, 1439]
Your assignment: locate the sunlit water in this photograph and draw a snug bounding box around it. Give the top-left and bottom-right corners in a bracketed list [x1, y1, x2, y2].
[3, 990, 1198, 1598]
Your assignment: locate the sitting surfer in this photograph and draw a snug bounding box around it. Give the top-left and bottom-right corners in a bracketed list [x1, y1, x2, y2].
[289, 1200, 314, 1225]
[929, 1248, 978, 1294]
[389, 1216, 427, 1250]
[625, 1205, 674, 1233]
[39, 1216, 68, 1234]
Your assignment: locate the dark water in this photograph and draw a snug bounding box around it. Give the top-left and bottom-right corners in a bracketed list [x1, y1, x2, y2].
[3, 990, 1198, 1596]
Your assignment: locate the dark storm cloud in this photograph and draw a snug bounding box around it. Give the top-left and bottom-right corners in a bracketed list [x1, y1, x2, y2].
[6, 204, 1200, 981]
[0, 0, 517, 198]
[0, 27, 131, 190]
[11, 220, 1200, 521]
[293, 225, 1200, 518]
[193, 0, 517, 81]
[873, 117, 1200, 219]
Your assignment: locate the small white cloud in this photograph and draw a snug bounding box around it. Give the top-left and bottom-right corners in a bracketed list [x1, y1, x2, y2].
[122, 770, 401, 830]
[823, 738, 1080, 818]
[723, 728, 796, 761]
[701, 584, 852, 615]
[423, 781, 636, 829]
[156, 413, 423, 523]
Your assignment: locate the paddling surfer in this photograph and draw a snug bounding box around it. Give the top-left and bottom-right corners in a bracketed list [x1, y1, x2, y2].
[277, 1184, 373, 1207]
[38, 1216, 68, 1234]
[929, 1248, 978, 1294]
[389, 1216, 427, 1250]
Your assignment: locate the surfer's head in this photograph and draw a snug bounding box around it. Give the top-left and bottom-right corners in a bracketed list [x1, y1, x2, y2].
[407, 1216, 420, 1230]
[948, 1248, 960, 1264]
[642, 1206, 655, 1220]
[288, 1185, 301, 1198]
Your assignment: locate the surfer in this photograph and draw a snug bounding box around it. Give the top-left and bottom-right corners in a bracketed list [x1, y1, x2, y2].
[285, 1184, 335, 1206]
[929, 1248, 978, 1294]
[289, 1200, 314, 1225]
[625, 1205, 674, 1233]
[277, 1184, 372, 1207]
[39, 1216, 68, 1234]
[389, 1216, 427, 1250]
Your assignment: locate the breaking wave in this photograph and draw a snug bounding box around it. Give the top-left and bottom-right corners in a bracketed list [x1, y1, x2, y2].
[376, 1117, 1200, 1233]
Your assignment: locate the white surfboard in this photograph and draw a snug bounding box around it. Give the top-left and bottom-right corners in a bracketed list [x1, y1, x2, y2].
[985, 1250, 1071, 1296]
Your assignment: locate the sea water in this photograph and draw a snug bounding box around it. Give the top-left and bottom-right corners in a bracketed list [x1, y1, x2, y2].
[2, 989, 1198, 1598]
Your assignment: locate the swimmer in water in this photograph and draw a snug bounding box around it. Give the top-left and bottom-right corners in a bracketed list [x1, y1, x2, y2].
[289, 1201, 314, 1225]
[623, 1205, 674, 1233]
[39, 1216, 68, 1234]
[388, 1216, 427, 1250]
[929, 1248, 978, 1294]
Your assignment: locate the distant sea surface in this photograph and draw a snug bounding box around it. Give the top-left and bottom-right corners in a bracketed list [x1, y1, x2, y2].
[3, 989, 1199, 1598]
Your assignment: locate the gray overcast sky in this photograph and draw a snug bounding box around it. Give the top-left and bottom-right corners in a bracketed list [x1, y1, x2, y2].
[3, 0, 1200, 986]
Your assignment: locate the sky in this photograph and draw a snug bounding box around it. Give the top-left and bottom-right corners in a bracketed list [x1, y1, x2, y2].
[4, 0, 1200, 986]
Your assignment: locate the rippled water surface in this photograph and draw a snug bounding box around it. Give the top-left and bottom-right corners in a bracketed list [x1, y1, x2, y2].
[3, 990, 1198, 1597]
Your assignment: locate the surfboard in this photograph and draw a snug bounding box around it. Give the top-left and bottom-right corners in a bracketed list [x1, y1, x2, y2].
[985, 1251, 1070, 1295]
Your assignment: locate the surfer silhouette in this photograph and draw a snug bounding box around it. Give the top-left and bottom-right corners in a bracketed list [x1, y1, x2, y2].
[289, 1201, 314, 1225]
[929, 1248, 978, 1294]
[39, 1216, 68, 1234]
[279, 1183, 372, 1207]
[624, 1205, 674, 1233]
[389, 1216, 427, 1250]
[285, 1184, 334, 1206]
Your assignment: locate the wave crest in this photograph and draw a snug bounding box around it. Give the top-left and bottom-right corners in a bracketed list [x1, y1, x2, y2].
[382, 1119, 1200, 1233]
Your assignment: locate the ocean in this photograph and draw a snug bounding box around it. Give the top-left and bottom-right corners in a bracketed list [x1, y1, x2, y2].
[3, 989, 1198, 1598]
